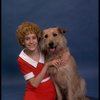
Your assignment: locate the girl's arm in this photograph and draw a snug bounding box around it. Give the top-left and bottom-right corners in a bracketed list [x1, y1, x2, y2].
[29, 53, 69, 88]
[29, 60, 60, 88]
[29, 62, 49, 88]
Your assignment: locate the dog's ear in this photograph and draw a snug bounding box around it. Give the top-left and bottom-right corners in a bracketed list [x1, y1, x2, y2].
[57, 27, 68, 34]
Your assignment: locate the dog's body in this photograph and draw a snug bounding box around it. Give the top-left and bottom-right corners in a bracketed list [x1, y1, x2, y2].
[39, 27, 90, 100]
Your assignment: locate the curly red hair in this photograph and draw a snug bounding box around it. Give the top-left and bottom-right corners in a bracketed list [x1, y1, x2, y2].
[16, 22, 42, 47]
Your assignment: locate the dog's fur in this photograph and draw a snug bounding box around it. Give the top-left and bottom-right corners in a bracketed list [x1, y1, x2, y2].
[39, 27, 90, 100]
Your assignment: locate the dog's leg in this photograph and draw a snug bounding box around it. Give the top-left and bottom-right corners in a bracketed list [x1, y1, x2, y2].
[80, 78, 86, 98]
[65, 80, 74, 100]
[51, 77, 62, 100]
[67, 88, 74, 100]
[71, 78, 86, 100]
[77, 78, 86, 100]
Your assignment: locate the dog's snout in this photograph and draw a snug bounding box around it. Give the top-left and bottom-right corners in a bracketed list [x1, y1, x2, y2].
[49, 42, 54, 48]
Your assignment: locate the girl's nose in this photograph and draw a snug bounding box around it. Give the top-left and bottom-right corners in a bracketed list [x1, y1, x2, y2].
[30, 39, 34, 43]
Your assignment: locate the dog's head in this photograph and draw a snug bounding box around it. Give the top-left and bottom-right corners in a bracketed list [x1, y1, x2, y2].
[39, 27, 68, 53]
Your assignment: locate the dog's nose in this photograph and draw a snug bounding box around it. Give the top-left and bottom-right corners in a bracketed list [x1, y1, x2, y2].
[49, 42, 54, 48]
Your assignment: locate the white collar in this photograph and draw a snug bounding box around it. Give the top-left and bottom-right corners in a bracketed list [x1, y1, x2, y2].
[19, 49, 45, 68]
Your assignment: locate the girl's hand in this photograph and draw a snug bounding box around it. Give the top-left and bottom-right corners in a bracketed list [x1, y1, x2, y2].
[52, 51, 71, 68]
[51, 59, 63, 68]
[45, 51, 71, 68]
[46, 59, 65, 69]
[61, 51, 70, 64]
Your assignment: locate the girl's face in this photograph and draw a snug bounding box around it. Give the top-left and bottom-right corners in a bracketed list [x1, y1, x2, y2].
[22, 31, 38, 52]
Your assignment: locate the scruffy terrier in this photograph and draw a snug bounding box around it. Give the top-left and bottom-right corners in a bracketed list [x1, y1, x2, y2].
[39, 27, 90, 100]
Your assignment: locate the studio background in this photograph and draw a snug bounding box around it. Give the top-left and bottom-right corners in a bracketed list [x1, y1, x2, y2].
[1, 0, 99, 100]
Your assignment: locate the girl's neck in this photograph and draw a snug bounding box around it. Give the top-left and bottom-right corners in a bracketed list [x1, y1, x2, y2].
[24, 48, 40, 62]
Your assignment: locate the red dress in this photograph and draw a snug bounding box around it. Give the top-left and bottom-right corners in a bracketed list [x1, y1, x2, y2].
[17, 50, 56, 100]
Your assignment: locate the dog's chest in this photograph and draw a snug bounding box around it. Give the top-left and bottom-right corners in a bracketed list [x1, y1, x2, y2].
[54, 66, 68, 88]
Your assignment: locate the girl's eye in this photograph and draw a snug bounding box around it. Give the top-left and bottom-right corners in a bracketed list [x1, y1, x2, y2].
[53, 33, 57, 37]
[44, 34, 48, 38]
[25, 37, 30, 40]
[32, 36, 37, 39]
[25, 36, 37, 40]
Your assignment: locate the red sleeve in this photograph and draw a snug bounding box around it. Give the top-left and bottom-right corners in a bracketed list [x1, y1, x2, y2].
[17, 57, 31, 75]
[17, 57, 35, 81]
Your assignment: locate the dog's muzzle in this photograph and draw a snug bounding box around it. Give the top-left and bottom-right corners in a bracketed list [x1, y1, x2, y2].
[49, 42, 55, 48]
[48, 42, 57, 52]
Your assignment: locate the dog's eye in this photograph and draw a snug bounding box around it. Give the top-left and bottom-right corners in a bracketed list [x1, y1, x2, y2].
[53, 33, 57, 37]
[44, 34, 48, 38]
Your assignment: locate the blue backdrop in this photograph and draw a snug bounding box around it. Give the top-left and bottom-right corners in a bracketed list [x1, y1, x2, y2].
[2, 0, 99, 100]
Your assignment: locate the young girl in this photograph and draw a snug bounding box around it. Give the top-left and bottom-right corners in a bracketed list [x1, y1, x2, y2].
[16, 22, 66, 100]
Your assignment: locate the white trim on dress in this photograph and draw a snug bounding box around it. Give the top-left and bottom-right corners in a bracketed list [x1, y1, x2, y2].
[24, 72, 35, 80]
[19, 49, 45, 68]
[41, 77, 50, 83]
[19, 49, 50, 83]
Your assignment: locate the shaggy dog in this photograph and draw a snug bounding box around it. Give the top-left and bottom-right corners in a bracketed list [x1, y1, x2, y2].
[39, 27, 90, 100]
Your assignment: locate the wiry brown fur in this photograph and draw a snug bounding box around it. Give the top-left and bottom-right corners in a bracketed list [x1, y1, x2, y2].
[39, 27, 90, 100]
